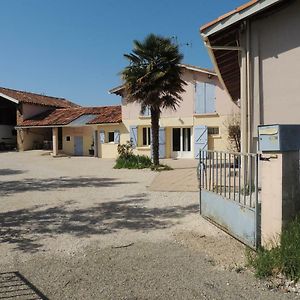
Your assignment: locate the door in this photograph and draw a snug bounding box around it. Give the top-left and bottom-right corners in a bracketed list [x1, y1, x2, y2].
[74, 136, 83, 156]
[194, 125, 208, 159]
[172, 128, 192, 158]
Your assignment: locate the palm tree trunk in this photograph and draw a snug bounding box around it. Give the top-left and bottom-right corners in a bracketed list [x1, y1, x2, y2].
[151, 107, 160, 166]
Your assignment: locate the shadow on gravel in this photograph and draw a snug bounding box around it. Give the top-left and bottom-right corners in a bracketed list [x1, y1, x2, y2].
[0, 194, 198, 253]
[0, 271, 48, 299]
[0, 169, 27, 176]
[0, 177, 136, 196]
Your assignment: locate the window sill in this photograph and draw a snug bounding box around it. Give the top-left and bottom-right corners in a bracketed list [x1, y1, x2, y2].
[208, 135, 222, 139]
[136, 146, 151, 150]
[194, 112, 219, 117]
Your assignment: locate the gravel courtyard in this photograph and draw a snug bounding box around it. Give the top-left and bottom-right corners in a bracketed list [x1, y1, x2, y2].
[0, 151, 296, 299]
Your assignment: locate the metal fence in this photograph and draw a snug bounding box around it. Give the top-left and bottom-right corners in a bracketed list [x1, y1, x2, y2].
[198, 150, 259, 209]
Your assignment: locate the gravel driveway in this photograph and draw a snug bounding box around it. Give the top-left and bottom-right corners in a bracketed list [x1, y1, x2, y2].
[0, 151, 296, 299]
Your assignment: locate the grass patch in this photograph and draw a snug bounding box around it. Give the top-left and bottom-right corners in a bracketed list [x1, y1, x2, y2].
[247, 217, 300, 280]
[114, 154, 152, 169]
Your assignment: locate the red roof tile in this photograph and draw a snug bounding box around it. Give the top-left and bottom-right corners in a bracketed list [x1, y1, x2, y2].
[88, 106, 122, 124]
[17, 106, 122, 127]
[0, 87, 79, 108]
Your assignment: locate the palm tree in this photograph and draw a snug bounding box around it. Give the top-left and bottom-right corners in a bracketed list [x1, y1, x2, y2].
[121, 33, 186, 166]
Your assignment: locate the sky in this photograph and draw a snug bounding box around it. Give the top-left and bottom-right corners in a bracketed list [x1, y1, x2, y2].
[0, 0, 246, 106]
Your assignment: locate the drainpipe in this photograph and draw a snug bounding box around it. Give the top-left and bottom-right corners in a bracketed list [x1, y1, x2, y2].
[202, 25, 252, 155]
[246, 21, 252, 154]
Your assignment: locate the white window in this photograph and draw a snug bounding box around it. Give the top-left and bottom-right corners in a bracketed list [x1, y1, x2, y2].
[142, 127, 151, 146]
[208, 127, 219, 135]
[108, 132, 114, 143]
[140, 106, 151, 117]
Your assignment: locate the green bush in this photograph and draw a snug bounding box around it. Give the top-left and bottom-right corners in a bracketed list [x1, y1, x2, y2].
[247, 217, 300, 280]
[114, 154, 152, 169]
[117, 141, 133, 158]
[115, 142, 172, 170]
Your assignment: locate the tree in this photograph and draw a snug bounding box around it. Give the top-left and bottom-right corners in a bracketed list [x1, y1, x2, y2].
[225, 113, 241, 152]
[121, 34, 186, 166]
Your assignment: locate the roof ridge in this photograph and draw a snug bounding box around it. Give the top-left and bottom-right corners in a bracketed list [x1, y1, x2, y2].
[0, 86, 68, 101]
[179, 63, 216, 74]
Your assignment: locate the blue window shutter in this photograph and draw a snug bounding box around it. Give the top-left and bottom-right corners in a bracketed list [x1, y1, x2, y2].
[195, 82, 206, 114]
[114, 130, 120, 144]
[159, 127, 166, 159]
[194, 125, 208, 159]
[99, 130, 105, 144]
[205, 83, 216, 113]
[129, 125, 138, 148]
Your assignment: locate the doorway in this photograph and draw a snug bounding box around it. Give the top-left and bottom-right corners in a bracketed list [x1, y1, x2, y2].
[172, 127, 192, 158]
[74, 136, 83, 156]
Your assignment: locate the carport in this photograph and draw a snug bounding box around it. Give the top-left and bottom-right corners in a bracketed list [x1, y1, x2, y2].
[0, 94, 18, 150]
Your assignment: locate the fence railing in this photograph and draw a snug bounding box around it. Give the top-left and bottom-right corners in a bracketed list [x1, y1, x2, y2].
[198, 150, 259, 209]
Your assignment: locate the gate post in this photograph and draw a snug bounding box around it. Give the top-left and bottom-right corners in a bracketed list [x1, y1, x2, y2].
[261, 152, 300, 247]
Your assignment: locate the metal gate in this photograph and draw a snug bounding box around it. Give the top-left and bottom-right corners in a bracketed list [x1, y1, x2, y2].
[198, 150, 260, 249]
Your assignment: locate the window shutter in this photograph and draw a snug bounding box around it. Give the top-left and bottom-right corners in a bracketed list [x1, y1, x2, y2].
[159, 127, 166, 159]
[195, 82, 206, 114]
[99, 130, 105, 144]
[194, 125, 208, 159]
[205, 83, 216, 113]
[144, 106, 151, 116]
[114, 130, 120, 144]
[129, 126, 138, 148]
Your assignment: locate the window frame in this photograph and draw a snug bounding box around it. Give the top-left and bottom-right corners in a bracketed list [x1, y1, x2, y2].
[108, 131, 115, 143]
[208, 127, 220, 135]
[142, 127, 151, 146]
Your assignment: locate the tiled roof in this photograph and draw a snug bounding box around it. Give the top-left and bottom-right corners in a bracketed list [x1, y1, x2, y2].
[87, 106, 122, 124]
[109, 64, 216, 95]
[200, 0, 260, 32]
[17, 106, 122, 127]
[0, 87, 79, 108]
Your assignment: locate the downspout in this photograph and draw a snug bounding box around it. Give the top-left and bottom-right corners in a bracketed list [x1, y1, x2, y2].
[201, 33, 244, 152]
[239, 20, 251, 155]
[246, 20, 252, 154]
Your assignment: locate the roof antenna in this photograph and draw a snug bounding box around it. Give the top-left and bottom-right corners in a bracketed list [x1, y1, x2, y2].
[171, 35, 192, 48]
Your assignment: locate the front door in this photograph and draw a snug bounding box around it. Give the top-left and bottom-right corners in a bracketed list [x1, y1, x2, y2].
[74, 136, 83, 156]
[172, 128, 192, 158]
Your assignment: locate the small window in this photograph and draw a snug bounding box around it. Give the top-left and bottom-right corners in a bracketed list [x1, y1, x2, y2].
[208, 127, 219, 135]
[108, 132, 114, 143]
[66, 136, 71, 141]
[140, 106, 151, 117]
[142, 127, 151, 146]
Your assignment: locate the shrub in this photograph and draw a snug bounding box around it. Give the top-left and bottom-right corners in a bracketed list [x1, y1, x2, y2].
[117, 141, 133, 159]
[114, 154, 152, 169]
[115, 142, 172, 170]
[247, 217, 300, 280]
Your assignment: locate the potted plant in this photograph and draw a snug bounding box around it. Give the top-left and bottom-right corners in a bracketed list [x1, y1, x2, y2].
[89, 141, 94, 156]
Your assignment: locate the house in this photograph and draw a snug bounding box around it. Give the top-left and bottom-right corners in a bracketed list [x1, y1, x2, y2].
[199, 0, 300, 246]
[16, 105, 122, 157]
[0, 87, 78, 151]
[200, 0, 300, 153]
[110, 63, 239, 159]
[7, 63, 238, 159]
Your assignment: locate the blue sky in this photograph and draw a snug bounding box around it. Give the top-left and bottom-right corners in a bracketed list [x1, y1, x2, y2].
[0, 0, 246, 106]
